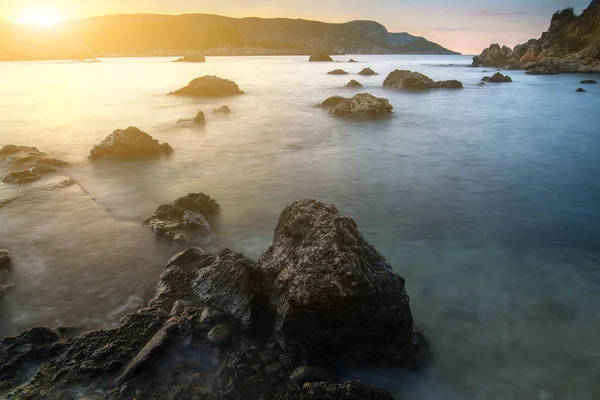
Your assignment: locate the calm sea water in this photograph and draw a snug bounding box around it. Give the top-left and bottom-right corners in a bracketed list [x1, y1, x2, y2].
[1, 55, 599, 399]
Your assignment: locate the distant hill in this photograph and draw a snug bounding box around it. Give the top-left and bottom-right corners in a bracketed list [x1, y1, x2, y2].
[0, 13, 459, 61]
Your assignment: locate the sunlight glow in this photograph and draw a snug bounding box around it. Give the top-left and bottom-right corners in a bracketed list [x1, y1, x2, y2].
[17, 7, 61, 26]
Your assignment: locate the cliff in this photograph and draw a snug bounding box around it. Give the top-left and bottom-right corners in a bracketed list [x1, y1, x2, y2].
[472, 0, 600, 73]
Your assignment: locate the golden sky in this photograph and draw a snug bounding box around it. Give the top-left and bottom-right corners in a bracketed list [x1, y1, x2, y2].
[0, 0, 592, 54]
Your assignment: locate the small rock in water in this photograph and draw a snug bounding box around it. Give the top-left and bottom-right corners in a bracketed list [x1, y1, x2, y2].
[580, 80, 597, 84]
[327, 93, 393, 118]
[289, 366, 332, 384]
[89, 126, 173, 161]
[213, 105, 231, 113]
[319, 95, 346, 108]
[0, 249, 11, 269]
[348, 59, 357, 63]
[481, 72, 512, 83]
[358, 67, 377, 76]
[383, 70, 463, 89]
[308, 52, 333, 62]
[173, 54, 206, 63]
[169, 75, 244, 97]
[344, 80, 363, 88]
[575, 88, 587, 92]
[327, 69, 348, 75]
[207, 324, 234, 346]
[193, 111, 206, 124]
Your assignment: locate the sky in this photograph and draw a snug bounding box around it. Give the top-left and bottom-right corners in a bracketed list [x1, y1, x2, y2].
[0, 0, 593, 53]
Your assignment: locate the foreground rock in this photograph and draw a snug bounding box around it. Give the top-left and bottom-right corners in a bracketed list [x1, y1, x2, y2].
[383, 70, 463, 90]
[169, 75, 244, 97]
[213, 105, 232, 113]
[309, 52, 333, 62]
[0, 249, 10, 269]
[327, 69, 348, 75]
[344, 79, 363, 88]
[0, 199, 425, 399]
[144, 193, 220, 247]
[89, 127, 173, 161]
[581, 79, 598, 84]
[358, 67, 377, 76]
[326, 93, 393, 118]
[173, 54, 206, 63]
[0, 145, 68, 184]
[481, 72, 512, 83]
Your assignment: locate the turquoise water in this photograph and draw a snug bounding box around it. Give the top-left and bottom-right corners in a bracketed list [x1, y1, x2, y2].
[1, 55, 599, 399]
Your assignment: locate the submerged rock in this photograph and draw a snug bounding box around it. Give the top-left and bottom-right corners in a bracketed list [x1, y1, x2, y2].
[169, 75, 244, 97]
[327, 93, 393, 118]
[319, 95, 346, 108]
[358, 67, 377, 76]
[580, 79, 598, 84]
[327, 69, 348, 75]
[0, 249, 11, 269]
[89, 126, 173, 161]
[575, 88, 587, 92]
[344, 79, 363, 88]
[481, 72, 512, 83]
[144, 192, 220, 246]
[173, 54, 206, 63]
[383, 70, 463, 90]
[2, 170, 41, 184]
[213, 105, 232, 113]
[308, 52, 333, 62]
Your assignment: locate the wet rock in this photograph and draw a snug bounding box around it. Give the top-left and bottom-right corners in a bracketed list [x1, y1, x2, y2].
[481, 72, 512, 83]
[289, 366, 332, 384]
[344, 80, 363, 88]
[348, 59, 357, 63]
[213, 105, 232, 113]
[207, 325, 235, 347]
[575, 88, 587, 92]
[144, 193, 220, 246]
[358, 67, 377, 76]
[2, 170, 41, 184]
[383, 70, 463, 90]
[169, 75, 244, 97]
[275, 381, 395, 400]
[308, 52, 333, 62]
[0, 249, 11, 269]
[173, 54, 206, 63]
[30, 165, 58, 175]
[89, 126, 173, 161]
[327, 93, 393, 118]
[258, 199, 418, 363]
[0, 145, 69, 170]
[580, 80, 598, 84]
[327, 69, 348, 75]
[319, 95, 346, 108]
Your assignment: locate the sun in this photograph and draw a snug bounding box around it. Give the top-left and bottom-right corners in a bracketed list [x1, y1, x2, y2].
[17, 7, 61, 26]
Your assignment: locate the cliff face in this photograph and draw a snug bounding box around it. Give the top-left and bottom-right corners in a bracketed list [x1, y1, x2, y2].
[473, 0, 600, 73]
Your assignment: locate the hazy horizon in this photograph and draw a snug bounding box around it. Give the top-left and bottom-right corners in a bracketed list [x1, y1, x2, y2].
[0, 0, 593, 54]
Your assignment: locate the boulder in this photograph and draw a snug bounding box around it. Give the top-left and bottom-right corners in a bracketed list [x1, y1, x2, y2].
[193, 111, 206, 124]
[481, 72, 513, 83]
[344, 80, 363, 88]
[275, 381, 395, 400]
[173, 54, 206, 63]
[580, 80, 598, 84]
[144, 192, 220, 247]
[327, 93, 393, 118]
[383, 70, 463, 90]
[472, 44, 513, 67]
[575, 88, 587, 92]
[213, 105, 232, 113]
[258, 200, 417, 362]
[358, 67, 377, 76]
[348, 59, 357, 63]
[2, 170, 41, 184]
[0, 249, 11, 269]
[89, 127, 173, 161]
[319, 96, 346, 108]
[169, 75, 244, 97]
[308, 52, 333, 62]
[327, 69, 348, 75]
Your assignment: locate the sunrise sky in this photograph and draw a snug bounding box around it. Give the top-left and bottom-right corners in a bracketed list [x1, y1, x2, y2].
[0, 0, 592, 53]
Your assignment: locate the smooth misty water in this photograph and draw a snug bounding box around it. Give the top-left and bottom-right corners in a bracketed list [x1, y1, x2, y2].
[1, 55, 600, 399]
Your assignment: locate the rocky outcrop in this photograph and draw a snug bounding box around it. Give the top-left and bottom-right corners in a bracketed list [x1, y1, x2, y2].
[344, 80, 363, 88]
[358, 67, 377, 76]
[383, 70, 463, 90]
[0, 145, 68, 184]
[472, 1, 600, 73]
[0, 249, 10, 269]
[581, 79, 598, 83]
[326, 93, 393, 118]
[0, 199, 425, 400]
[173, 54, 206, 62]
[89, 127, 173, 161]
[169, 75, 244, 97]
[213, 105, 232, 113]
[308, 52, 333, 62]
[481, 72, 512, 83]
[144, 193, 221, 247]
[327, 69, 348, 75]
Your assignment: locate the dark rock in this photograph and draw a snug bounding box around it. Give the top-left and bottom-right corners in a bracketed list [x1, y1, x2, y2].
[481, 72, 512, 83]
[144, 193, 220, 246]
[344, 80, 363, 88]
[319, 96, 346, 108]
[2, 170, 40, 184]
[581, 79, 598, 84]
[309, 52, 333, 62]
[213, 105, 232, 113]
[173, 54, 206, 63]
[358, 67, 377, 76]
[169, 75, 244, 97]
[265, 362, 282, 374]
[289, 366, 332, 385]
[0, 249, 9, 269]
[89, 127, 173, 161]
[30, 165, 58, 175]
[348, 59, 357, 63]
[193, 111, 206, 124]
[327, 93, 393, 118]
[201, 308, 228, 326]
[383, 70, 463, 90]
[471, 43, 513, 67]
[258, 199, 417, 363]
[327, 69, 349, 75]
[575, 88, 587, 92]
[207, 325, 235, 347]
[275, 381, 395, 400]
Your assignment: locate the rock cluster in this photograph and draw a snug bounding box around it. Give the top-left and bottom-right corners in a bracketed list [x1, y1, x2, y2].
[308, 52, 333, 62]
[89, 127, 173, 161]
[170, 75, 244, 97]
[0, 145, 69, 184]
[383, 70, 463, 90]
[322, 93, 393, 118]
[481, 72, 513, 83]
[0, 199, 428, 399]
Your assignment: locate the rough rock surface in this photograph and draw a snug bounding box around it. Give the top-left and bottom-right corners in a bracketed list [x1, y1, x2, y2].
[173, 54, 206, 62]
[358, 67, 378, 76]
[344, 79, 363, 88]
[0, 249, 10, 269]
[308, 52, 333, 62]
[144, 193, 220, 246]
[481, 72, 513, 83]
[2, 170, 42, 184]
[0, 199, 426, 400]
[89, 127, 173, 161]
[327, 69, 348, 75]
[213, 105, 232, 113]
[383, 70, 463, 90]
[0, 145, 68, 184]
[327, 93, 393, 118]
[169, 75, 244, 97]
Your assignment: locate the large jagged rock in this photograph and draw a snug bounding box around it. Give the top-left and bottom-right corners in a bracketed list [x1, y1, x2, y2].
[144, 193, 220, 247]
[169, 75, 244, 97]
[308, 52, 333, 62]
[383, 70, 463, 90]
[258, 200, 417, 363]
[481, 72, 513, 83]
[327, 93, 393, 118]
[0, 249, 10, 269]
[173, 54, 206, 63]
[327, 69, 348, 75]
[89, 127, 173, 161]
[358, 67, 378, 76]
